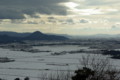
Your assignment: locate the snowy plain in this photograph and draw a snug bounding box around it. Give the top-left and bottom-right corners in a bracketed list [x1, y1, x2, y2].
[0, 45, 120, 80]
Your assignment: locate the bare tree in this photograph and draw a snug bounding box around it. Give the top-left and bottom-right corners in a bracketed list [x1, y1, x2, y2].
[39, 70, 72, 80]
[79, 54, 120, 80]
[38, 54, 120, 80]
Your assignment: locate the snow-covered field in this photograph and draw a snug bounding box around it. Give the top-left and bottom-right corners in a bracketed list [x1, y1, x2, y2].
[0, 45, 120, 80]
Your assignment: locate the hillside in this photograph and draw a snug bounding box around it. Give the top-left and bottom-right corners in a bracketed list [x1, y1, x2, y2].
[0, 31, 69, 43]
[24, 31, 68, 41]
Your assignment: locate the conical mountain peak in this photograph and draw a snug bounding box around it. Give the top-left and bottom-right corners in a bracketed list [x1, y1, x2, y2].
[33, 31, 43, 35]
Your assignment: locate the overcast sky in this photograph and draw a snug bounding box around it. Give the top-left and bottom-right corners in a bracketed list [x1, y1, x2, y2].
[0, 0, 119, 35]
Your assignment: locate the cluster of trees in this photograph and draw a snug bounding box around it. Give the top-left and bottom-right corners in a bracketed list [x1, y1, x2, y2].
[101, 50, 120, 59]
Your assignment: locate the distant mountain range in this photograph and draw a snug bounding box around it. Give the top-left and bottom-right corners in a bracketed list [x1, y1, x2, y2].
[24, 31, 68, 41]
[0, 31, 31, 37]
[67, 34, 120, 39]
[0, 31, 68, 43]
[0, 31, 120, 43]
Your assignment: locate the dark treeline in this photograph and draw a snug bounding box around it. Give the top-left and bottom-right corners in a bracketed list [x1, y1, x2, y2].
[14, 77, 29, 80]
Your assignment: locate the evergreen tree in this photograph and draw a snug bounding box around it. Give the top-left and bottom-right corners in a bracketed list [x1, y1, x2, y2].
[14, 78, 20, 80]
[24, 77, 29, 80]
[72, 67, 95, 80]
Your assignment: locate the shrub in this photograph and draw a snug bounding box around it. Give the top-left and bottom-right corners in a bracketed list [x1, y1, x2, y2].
[72, 67, 95, 80]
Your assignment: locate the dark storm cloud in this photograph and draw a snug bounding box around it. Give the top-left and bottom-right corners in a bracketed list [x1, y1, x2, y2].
[0, 0, 69, 19]
[0, 9, 25, 19]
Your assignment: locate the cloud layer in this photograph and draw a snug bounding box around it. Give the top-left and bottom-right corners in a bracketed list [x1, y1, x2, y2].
[0, 0, 69, 19]
[0, 0, 120, 35]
